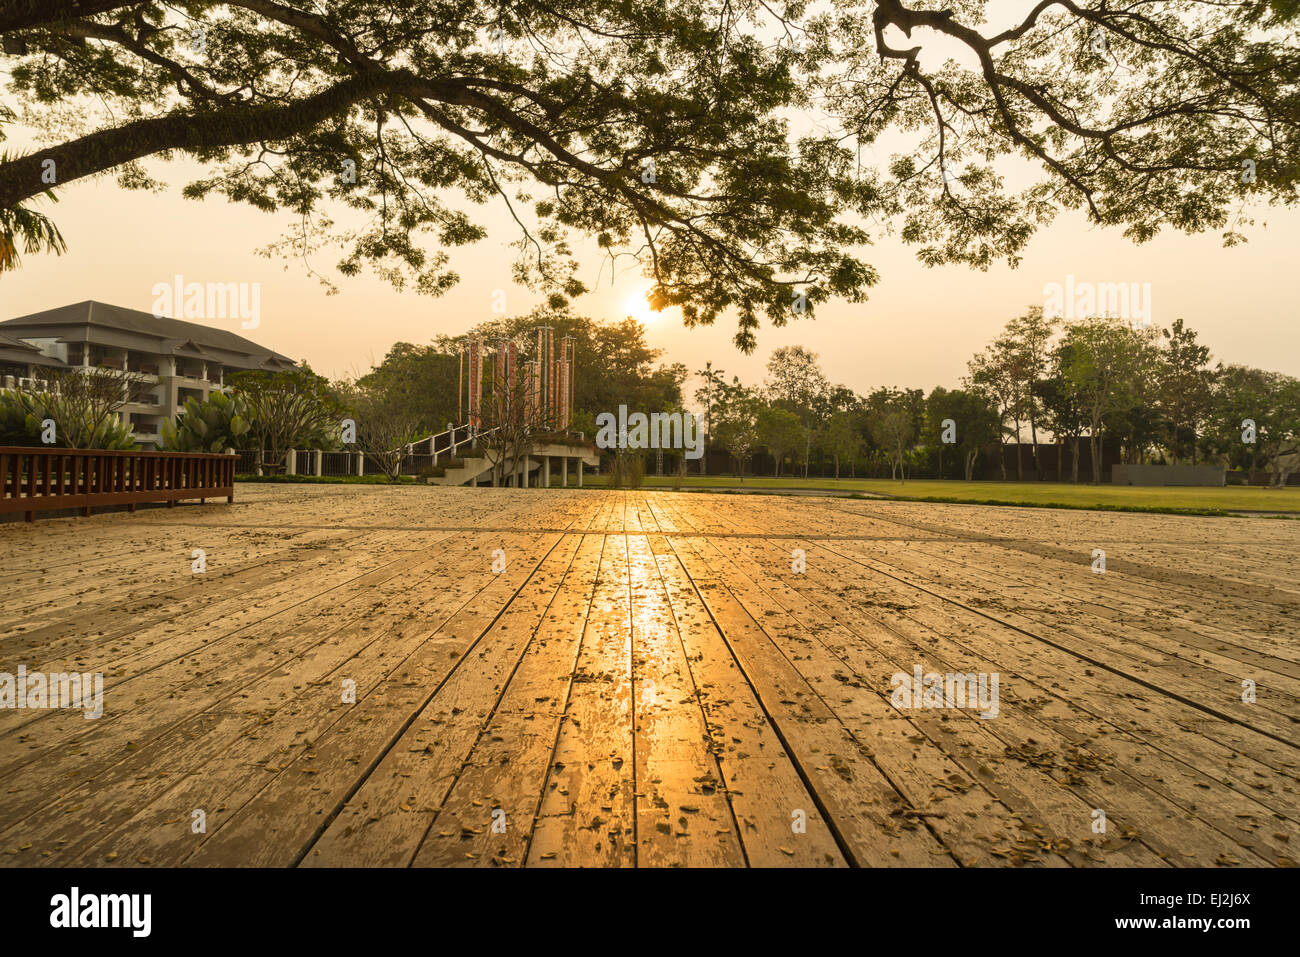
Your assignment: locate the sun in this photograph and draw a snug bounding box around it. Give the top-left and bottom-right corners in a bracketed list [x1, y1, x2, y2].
[624, 290, 660, 324]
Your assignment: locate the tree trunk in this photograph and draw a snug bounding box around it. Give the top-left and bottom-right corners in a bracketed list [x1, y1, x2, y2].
[1030, 416, 1040, 479]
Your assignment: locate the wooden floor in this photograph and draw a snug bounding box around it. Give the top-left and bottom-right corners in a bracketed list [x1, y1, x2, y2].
[1, 485, 1297, 867]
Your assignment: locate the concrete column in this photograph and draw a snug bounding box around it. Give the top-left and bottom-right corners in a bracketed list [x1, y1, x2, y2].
[543, 456, 551, 488]
[315, 451, 323, 477]
[577, 460, 583, 487]
[356, 452, 364, 476]
[287, 449, 297, 476]
[561, 456, 568, 488]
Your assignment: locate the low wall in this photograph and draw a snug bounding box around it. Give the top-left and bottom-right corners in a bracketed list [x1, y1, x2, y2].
[1111, 464, 1225, 486]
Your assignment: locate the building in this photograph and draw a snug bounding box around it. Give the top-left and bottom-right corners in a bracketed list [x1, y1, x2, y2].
[0, 300, 295, 448]
[0, 331, 66, 387]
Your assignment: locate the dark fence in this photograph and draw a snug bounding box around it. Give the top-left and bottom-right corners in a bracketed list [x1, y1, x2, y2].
[0, 447, 235, 522]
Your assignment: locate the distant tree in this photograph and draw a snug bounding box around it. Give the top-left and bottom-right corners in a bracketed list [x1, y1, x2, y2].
[765, 345, 830, 478]
[229, 365, 345, 472]
[822, 409, 865, 479]
[1057, 318, 1151, 484]
[336, 380, 427, 482]
[356, 343, 460, 437]
[757, 404, 806, 478]
[925, 387, 1000, 480]
[1105, 332, 1164, 465]
[1004, 308, 1057, 477]
[966, 341, 1021, 480]
[867, 389, 916, 483]
[1035, 347, 1090, 483]
[713, 379, 762, 479]
[766, 346, 829, 414]
[693, 360, 726, 476]
[1155, 319, 1214, 465]
[1202, 365, 1300, 483]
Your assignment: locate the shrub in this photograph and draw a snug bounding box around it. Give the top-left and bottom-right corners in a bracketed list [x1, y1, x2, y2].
[160, 393, 251, 453]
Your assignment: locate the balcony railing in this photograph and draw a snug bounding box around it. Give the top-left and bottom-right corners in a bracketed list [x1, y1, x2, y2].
[0, 447, 235, 521]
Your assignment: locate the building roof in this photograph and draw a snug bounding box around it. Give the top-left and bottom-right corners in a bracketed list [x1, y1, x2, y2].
[0, 301, 296, 371]
[0, 331, 67, 369]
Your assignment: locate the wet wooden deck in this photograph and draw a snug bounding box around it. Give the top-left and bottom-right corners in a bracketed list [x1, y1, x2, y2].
[1, 485, 1297, 867]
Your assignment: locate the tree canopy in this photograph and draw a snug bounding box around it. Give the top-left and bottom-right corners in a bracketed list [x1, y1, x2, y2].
[2, 1, 1297, 349]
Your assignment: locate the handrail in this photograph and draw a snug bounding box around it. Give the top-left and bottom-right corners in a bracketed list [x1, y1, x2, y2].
[0, 446, 236, 522]
[406, 423, 500, 464]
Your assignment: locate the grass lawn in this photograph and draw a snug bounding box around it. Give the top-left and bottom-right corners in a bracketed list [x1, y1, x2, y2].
[583, 474, 1300, 514]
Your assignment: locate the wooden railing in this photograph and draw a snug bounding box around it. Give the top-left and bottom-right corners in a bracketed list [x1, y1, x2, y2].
[0, 447, 235, 522]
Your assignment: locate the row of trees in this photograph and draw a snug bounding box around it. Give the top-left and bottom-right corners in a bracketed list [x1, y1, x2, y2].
[0, 307, 686, 484]
[3, 308, 1295, 487]
[967, 310, 1300, 484]
[690, 314, 1300, 486]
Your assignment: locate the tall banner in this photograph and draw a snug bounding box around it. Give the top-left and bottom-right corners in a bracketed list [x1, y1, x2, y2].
[494, 338, 509, 422]
[468, 338, 483, 430]
[560, 354, 570, 429]
[537, 326, 554, 428]
[561, 337, 574, 429]
[507, 340, 518, 423]
[525, 362, 538, 427]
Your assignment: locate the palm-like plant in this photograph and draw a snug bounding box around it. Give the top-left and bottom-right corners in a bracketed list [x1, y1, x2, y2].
[0, 158, 66, 273]
[160, 393, 251, 453]
[0, 389, 136, 449]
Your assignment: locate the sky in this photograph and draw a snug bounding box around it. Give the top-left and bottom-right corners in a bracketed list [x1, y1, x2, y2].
[4, 0, 1298, 404]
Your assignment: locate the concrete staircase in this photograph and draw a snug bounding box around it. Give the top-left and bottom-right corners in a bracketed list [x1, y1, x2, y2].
[425, 439, 599, 487]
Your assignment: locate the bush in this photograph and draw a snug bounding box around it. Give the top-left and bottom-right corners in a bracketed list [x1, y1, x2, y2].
[608, 450, 644, 488]
[0, 388, 135, 448]
[160, 393, 251, 453]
